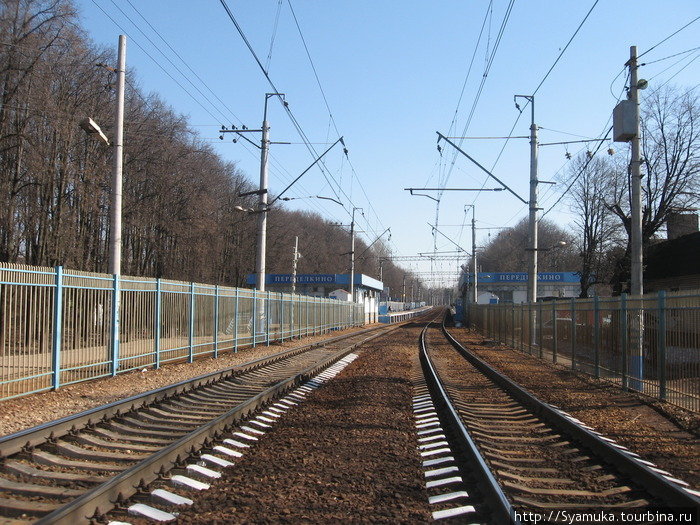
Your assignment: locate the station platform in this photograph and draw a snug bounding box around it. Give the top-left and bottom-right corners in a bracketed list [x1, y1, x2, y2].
[378, 306, 432, 323]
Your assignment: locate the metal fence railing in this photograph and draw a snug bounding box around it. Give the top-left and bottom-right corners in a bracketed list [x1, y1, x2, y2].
[465, 290, 700, 412]
[0, 263, 365, 402]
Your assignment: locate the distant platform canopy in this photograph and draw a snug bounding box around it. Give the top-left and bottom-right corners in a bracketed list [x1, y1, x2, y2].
[460, 272, 583, 303]
[246, 273, 384, 293]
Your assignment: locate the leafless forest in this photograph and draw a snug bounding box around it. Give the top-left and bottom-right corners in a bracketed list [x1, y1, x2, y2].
[0, 0, 413, 295]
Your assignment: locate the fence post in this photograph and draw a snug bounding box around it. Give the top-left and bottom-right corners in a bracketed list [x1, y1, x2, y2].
[511, 303, 515, 348]
[519, 306, 524, 353]
[213, 285, 219, 359]
[266, 291, 271, 346]
[571, 298, 576, 371]
[538, 301, 543, 359]
[658, 290, 667, 401]
[552, 300, 558, 364]
[290, 294, 294, 339]
[111, 272, 121, 376]
[278, 293, 283, 342]
[527, 303, 532, 354]
[594, 295, 600, 378]
[252, 290, 257, 348]
[621, 293, 628, 389]
[234, 288, 239, 352]
[52, 266, 64, 390]
[154, 278, 161, 369]
[188, 282, 195, 363]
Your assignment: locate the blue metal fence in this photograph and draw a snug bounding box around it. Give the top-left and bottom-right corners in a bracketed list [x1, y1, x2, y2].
[0, 263, 364, 401]
[465, 291, 700, 412]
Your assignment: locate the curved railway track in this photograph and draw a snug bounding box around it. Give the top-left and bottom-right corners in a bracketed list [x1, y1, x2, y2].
[0, 321, 418, 524]
[419, 315, 699, 524]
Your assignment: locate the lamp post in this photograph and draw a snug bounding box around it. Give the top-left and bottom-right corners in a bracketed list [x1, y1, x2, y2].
[82, 35, 126, 276]
[80, 36, 126, 376]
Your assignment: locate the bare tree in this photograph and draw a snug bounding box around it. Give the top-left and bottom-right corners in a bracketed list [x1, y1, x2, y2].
[478, 217, 577, 273]
[566, 154, 621, 296]
[606, 85, 699, 293]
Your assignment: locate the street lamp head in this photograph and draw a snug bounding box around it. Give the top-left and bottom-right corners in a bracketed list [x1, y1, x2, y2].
[80, 117, 110, 145]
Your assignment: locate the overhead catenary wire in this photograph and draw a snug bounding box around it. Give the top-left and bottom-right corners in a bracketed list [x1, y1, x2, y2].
[464, 0, 602, 211]
[218, 0, 392, 248]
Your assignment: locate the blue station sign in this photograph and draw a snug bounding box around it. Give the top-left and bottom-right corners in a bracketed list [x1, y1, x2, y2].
[465, 272, 580, 284]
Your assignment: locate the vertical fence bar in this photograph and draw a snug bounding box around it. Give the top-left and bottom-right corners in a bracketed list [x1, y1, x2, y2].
[621, 293, 628, 388]
[234, 288, 239, 352]
[154, 278, 161, 369]
[266, 291, 271, 346]
[658, 290, 667, 401]
[552, 300, 558, 364]
[511, 303, 515, 348]
[571, 298, 576, 370]
[111, 273, 120, 376]
[213, 285, 219, 359]
[188, 282, 195, 363]
[519, 306, 524, 352]
[538, 301, 543, 359]
[252, 291, 257, 348]
[594, 295, 600, 378]
[52, 266, 64, 390]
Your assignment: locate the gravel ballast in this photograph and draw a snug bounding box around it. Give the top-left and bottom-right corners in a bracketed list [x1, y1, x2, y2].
[120, 322, 432, 523]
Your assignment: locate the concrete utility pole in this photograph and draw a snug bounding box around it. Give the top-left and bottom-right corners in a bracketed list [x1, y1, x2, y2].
[402, 274, 406, 303]
[110, 35, 126, 276]
[524, 99, 539, 304]
[514, 94, 539, 347]
[629, 46, 643, 298]
[628, 46, 644, 389]
[255, 95, 272, 293]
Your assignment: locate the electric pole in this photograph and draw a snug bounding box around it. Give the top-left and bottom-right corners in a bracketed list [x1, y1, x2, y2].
[520, 97, 539, 304]
[629, 46, 643, 298]
[628, 46, 644, 389]
[110, 35, 126, 276]
[255, 97, 272, 293]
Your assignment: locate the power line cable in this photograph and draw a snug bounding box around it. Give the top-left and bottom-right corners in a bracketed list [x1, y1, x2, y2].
[218, 0, 391, 245]
[531, 0, 599, 96]
[638, 15, 700, 60]
[265, 0, 283, 74]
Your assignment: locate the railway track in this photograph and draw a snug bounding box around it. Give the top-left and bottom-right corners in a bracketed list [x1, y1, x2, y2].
[0, 320, 418, 524]
[418, 315, 699, 523]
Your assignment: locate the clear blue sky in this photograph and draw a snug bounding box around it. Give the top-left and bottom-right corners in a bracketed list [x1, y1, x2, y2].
[75, 1, 699, 287]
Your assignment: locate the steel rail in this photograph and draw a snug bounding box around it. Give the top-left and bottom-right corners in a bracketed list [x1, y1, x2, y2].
[0, 315, 433, 523]
[419, 318, 518, 525]
[441, 322, 700, 510]
[0, 324, 384, 458]
[36, 342, 360, 524]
